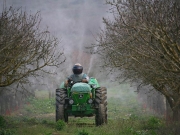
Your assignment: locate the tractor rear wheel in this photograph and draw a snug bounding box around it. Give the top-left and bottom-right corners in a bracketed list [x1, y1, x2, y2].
[56, 88, 68, 122]
[95, 87, 107, 126]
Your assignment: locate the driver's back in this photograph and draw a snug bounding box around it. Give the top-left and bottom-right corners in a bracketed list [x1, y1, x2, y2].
[69, 73, 87, 83]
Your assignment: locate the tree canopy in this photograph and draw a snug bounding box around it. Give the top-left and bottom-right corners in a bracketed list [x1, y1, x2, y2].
[0, 6, 65, 88]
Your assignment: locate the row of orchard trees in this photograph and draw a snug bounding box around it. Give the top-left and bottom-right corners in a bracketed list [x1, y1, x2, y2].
[0, 5, 65, 114]
[94, 0, 180, 120]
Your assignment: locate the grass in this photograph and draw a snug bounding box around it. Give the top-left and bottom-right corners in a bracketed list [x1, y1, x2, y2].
[0, 83, 178, 135]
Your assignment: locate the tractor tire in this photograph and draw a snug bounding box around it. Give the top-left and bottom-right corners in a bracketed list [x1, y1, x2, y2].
[56, 88, 68, 122]
[56, 88, 67, 104]
[95, 87, 107, 126]
[56, 104, 65, 121]
[95, 104, 106, 126]
[95, 87, 107, 105]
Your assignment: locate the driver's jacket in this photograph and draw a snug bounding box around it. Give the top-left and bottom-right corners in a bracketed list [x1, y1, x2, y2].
[68, 73, 89, 83]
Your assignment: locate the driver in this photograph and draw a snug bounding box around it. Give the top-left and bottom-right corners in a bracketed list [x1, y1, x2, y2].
[64, 63, 89, 87]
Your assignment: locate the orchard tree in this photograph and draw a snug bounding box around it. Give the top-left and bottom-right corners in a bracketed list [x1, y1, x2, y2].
[0, 6, 65, 88]
[94, 0, 180, 120]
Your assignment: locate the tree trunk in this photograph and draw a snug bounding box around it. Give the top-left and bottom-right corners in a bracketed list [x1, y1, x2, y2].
[173, 106, 180, 121]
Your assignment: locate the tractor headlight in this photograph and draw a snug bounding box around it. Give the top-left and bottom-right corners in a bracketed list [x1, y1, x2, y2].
[69, 99, 74, 105]
[88, 99, 93, 104]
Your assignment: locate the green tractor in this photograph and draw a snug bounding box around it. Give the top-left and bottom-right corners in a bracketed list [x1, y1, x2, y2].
[56, 77, 107, 126]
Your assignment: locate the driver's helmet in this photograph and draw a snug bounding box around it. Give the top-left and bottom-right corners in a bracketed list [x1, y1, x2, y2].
[72, 63, 83, 75]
